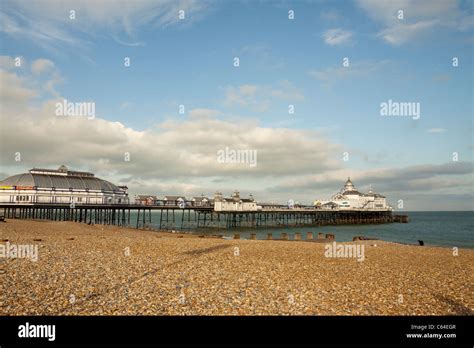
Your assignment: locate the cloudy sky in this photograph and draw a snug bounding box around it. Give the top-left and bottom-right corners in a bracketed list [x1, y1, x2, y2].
[0, 0, 473, 210]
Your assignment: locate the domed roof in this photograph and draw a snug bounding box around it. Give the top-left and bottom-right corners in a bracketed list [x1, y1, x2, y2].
[0, 167, 123, 193]
[342, 190, 362, 196]
[344, 177, 355, 190]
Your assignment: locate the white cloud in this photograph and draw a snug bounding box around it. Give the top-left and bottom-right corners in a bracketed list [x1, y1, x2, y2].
[378, 20, 438, 45]
[237, 44, 285, 70]
[0, 55, 19, 70]
[188, 108, 221, 118]
[0, 60, 340, 198]
[0, 0, 214, 51]
[120, 102, 132, 110]
[320, 10, 342, 22]
[112, 37, 146, 47]
[427, 128, 447, 134]
[0, 70, 38, 104]
[308, 60, 391, 86]
[239, 85, 258, 97]
[357, 0, 474, 45]
[31, 59, 55, 75]
[270, 162, 474, 203]
[322, 28, 353, 46]
[223, 80, 304, 112]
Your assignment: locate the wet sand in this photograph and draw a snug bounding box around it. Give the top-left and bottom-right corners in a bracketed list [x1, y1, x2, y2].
[1, 219, 473, 315]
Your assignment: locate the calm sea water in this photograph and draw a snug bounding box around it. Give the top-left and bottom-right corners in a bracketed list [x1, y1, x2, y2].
[132, 211, 474, 249]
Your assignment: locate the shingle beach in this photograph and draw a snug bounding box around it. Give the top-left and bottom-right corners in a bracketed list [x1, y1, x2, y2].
[1, 220, 472, 315]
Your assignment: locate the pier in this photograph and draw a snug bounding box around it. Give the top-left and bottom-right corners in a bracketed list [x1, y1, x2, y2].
[0, 168, 406, 231]
[0, 203, 403, 230]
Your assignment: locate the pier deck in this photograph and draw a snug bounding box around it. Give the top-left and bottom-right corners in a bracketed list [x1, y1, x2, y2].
[0, 203, 400, 230]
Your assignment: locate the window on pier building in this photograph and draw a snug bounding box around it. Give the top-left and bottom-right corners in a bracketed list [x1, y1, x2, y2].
[15, 195, 30, 201]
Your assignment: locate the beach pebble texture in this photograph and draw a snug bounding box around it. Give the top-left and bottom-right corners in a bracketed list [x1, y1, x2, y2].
[1, 220, 473, 315]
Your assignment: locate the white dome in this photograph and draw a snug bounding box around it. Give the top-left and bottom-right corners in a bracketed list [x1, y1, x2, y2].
[344, 177, 354, 190]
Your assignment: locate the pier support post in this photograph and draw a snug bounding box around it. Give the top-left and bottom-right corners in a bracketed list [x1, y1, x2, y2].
[267, 233, 273, 240]
[281, 233, 288, 241]
[250, 233, 256, 240]
[306, 232, 313, 241]
[294, 232, 301, 241]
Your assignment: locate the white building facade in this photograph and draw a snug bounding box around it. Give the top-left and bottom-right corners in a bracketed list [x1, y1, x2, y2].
[213, 191, 257, 211]
[316, 178, 391, 211]
[0, 166, 129, 205]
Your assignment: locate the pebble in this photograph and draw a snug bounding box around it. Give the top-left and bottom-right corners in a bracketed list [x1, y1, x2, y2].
[1, 220, 473, 315]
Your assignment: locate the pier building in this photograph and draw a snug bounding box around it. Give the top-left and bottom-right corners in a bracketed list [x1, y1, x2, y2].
[318, 178, 391, 210]
[214, 191, 257, 211]
[0, 165, 129, 204]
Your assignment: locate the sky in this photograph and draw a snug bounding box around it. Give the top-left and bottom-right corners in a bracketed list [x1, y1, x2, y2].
[0, 0, 473, 210]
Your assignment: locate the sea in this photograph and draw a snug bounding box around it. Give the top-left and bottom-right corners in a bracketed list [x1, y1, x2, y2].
[130, 211, 474, 249]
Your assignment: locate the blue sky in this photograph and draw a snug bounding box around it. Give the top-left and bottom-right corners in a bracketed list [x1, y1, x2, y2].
[0, 0, 473, 210]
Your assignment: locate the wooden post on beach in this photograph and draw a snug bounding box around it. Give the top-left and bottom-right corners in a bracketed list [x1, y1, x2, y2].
[233, 233, 240, 239]
[267, 233, 273, 240]
[281, 233, 288, 240]
[306, 232, 313, 241]
[250, 233, 256, 240]
[294, 232, 301, 241]
[318, 232, 324, 239]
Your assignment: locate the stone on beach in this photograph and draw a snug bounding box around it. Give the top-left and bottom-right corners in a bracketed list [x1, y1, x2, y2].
[1, 220, 473, 316]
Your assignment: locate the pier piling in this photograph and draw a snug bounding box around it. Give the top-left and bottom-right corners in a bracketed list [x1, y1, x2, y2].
[0, 203, 402, 232]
